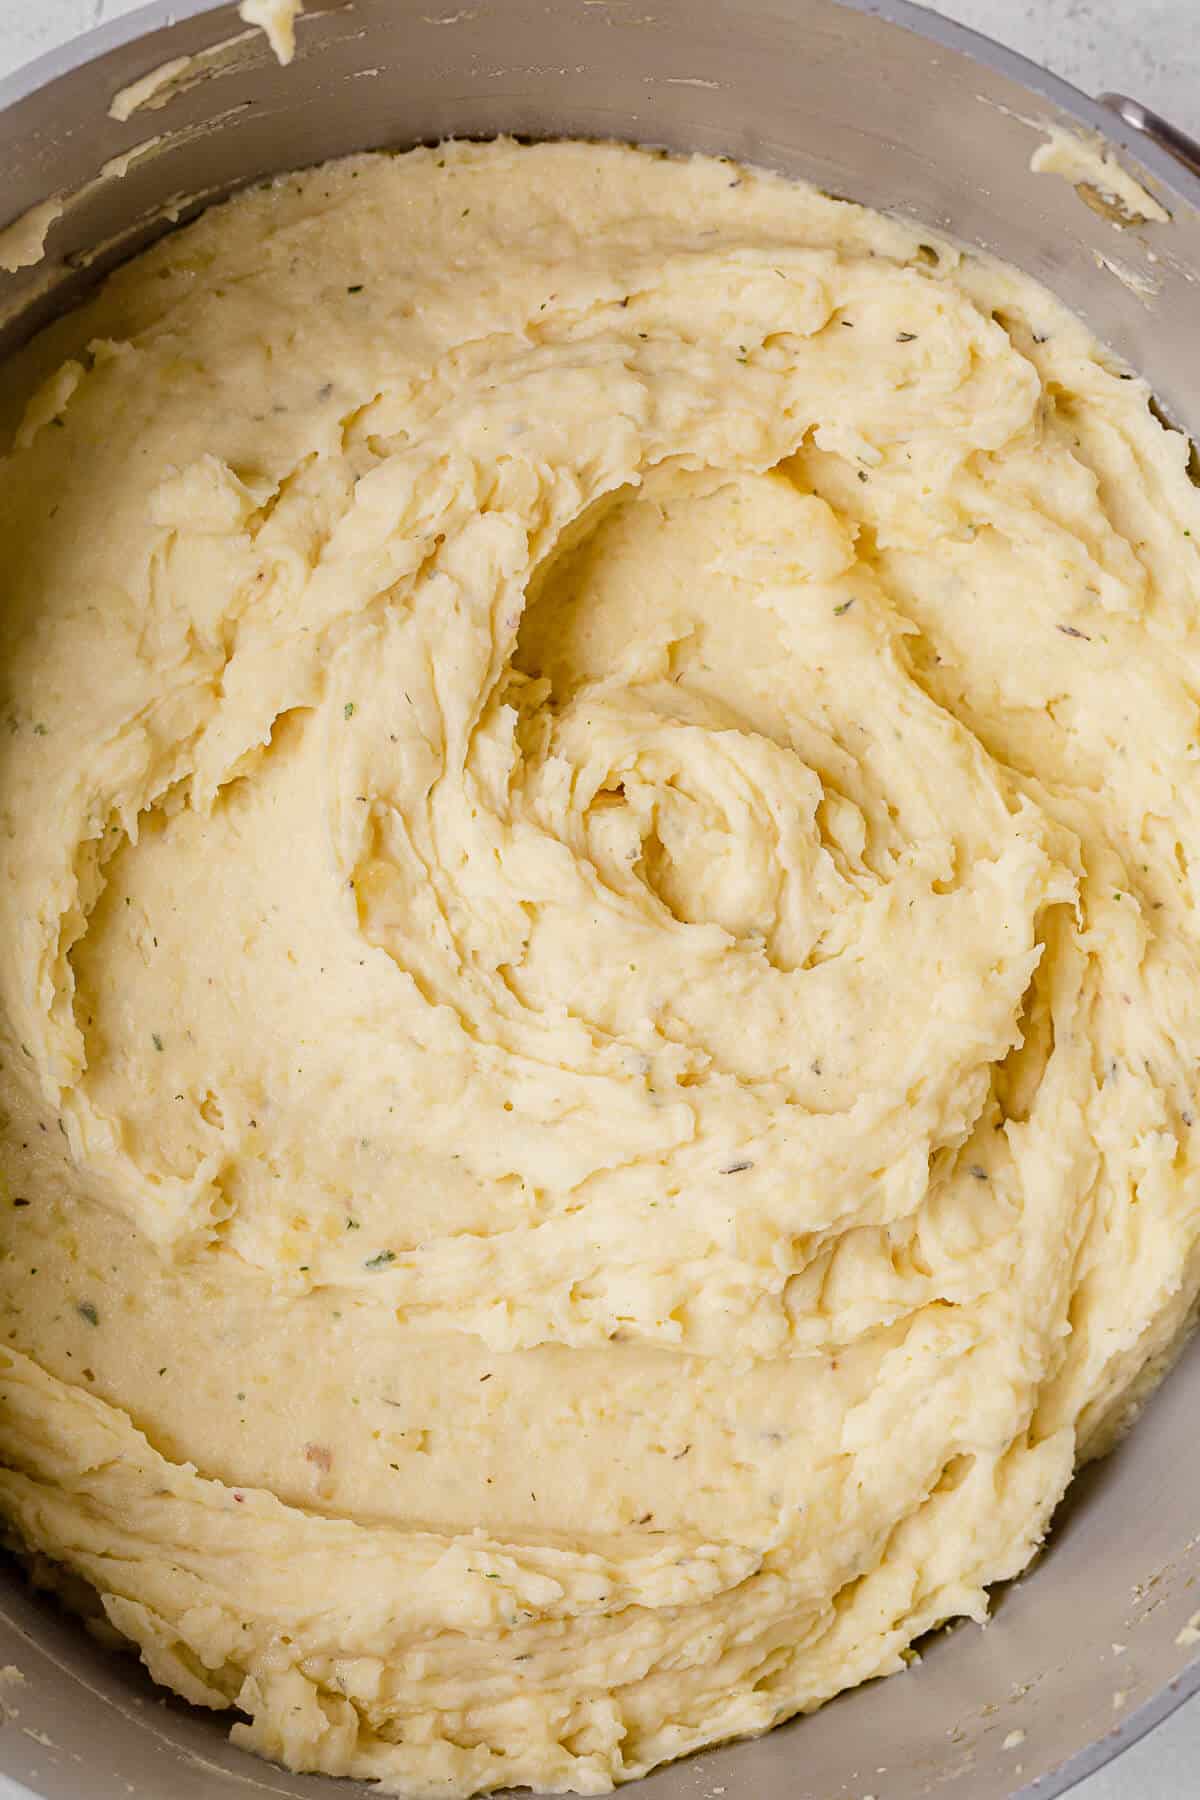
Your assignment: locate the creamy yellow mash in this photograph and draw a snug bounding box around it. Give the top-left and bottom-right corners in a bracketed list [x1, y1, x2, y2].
[1, 140, 1198, 1796]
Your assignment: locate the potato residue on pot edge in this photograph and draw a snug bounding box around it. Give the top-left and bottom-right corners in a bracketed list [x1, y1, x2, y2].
[0, 140, 1199, 1795]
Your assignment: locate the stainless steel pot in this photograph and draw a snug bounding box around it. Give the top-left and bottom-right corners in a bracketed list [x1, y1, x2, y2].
[1, 4, 1199, 1797]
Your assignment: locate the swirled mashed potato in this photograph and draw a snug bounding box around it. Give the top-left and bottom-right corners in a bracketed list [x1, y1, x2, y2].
[1, 140, 1199, 1794]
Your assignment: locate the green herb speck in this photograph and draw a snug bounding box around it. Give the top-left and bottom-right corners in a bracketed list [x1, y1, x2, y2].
[152, 1032, 163, 1052]
[364, 1249, 395, 1270]
[347, 284, 364, 294]
[833, 599, 855, 616]
[77, 1301, 99, 1326]
[344, 702, 356, 719]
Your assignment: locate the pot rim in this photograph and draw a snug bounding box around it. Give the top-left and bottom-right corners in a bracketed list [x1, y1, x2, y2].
[2, 0, 1199, 215]
[0, 5, 1197, 1800]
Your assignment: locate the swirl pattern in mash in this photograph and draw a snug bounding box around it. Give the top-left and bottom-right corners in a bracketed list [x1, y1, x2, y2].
[1, 141, 1199, 1795]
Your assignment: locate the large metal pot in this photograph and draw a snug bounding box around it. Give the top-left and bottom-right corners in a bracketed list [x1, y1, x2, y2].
[1, 3, 1199, 1797]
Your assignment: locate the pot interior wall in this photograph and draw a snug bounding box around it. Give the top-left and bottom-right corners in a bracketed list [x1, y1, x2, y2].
[1, 3, 1199, 1799]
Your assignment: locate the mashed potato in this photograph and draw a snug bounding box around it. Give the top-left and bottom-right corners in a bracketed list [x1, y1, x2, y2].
[1, 140, 1198, 1795]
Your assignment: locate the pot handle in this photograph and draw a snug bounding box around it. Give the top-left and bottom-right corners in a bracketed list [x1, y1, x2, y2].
[1099, 92, 1200, 182]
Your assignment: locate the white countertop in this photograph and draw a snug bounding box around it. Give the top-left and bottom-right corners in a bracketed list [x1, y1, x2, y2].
[0, 2, 1197, 1798]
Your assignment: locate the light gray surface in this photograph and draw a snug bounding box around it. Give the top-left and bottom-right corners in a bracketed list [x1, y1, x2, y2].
[0, 2, 1198, 1798]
